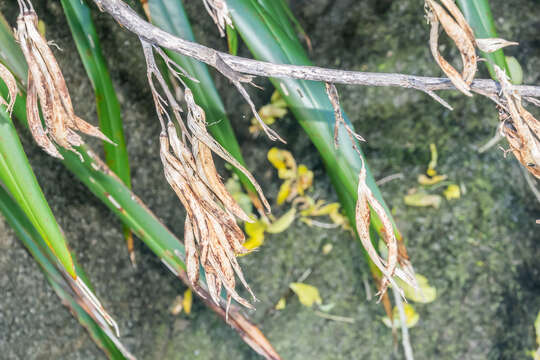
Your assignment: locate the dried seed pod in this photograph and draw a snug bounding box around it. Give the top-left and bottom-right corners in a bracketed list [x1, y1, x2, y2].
[425, 0, 519, 98]
[16, 3, 113, 159]
[426, 0, 474, 96]
[144, 44, 265, 314]
[356, 163, 400, 298]
[476, 38, 519, 53]
[159, 122, 257, 313]
[201, 0, 233, 37]
[193, 139, 252, 223]
[184, 88, 271, 213]
[184, 217, 200, 286]
[26, 72, 62, 158]
[0, 62, 18, 115]
[430, 1, 477, 83]
[495, 66, 540, 178]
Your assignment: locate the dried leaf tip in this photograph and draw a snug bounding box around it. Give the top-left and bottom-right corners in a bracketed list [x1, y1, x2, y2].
[16, 3, 114, 160]
[70, 277, 135, 359]
[0, 63, 19, 116]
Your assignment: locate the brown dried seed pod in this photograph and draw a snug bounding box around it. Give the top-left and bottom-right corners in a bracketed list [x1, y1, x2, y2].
[439, 0, 475, 43]
[184, 217, 200, 286]
[427, 11, 472, 96]
[476, 38, 519, 53]
[185, 89, 271, 213]
[27, 72, 62, 158]
[355, 162, 417, 298]
[355, 166, 393, 291]
[208, 216, 255, 300]
[193, 139, 252, 222]
[495, 66, 540, 178]
[0, 63, 18, 115]
[16, 6, 113, 159]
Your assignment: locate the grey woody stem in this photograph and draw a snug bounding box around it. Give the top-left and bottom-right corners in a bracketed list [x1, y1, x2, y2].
[92, 0, 540, 100]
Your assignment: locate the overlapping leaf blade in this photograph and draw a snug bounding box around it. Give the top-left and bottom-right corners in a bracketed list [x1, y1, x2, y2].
[0, 11, 279, 359]
[60, 0, 134, 257]
[0, 107, 76, 277]
[0, 185, 129, 359]
[226, 0, 400, 252]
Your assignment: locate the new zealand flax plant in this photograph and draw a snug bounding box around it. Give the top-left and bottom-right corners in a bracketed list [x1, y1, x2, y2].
[1, 0, 539, 358]
[0, 3, 279, 359]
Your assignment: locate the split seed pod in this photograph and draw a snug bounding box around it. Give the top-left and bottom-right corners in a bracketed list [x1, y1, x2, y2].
[202, 0, 233, 37]
[15, 2, 113, 160]
[355, 161, 419, 298]
[495, 65, 540, 179]
[425, 0, 517, 96]
[0, 63, 18, 115]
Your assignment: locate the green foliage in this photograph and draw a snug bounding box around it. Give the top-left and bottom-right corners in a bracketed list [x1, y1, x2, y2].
[0, 186, 129, 359]
[0, 107, 75, 277]
[226, 0, 399, 253]
[456, 0, 510, 79]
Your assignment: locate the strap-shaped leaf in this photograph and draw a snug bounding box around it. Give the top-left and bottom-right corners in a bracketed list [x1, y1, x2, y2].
[0, 107, 76, 277]
[0, 185, 131, 360]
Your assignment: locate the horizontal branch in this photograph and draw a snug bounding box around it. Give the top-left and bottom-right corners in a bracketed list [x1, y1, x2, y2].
[93, 0, 540, 99]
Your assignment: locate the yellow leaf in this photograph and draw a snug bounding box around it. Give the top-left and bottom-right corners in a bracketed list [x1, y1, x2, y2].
[271, 89, 283, 103]
[259, 104, 287, 119]
[277, 180, 292, 205]
[169, 295, 183, 315]
[289, 282, 322, 307]
[382, 303, 420, 329]
[242, 232, 265, 252]
[404, 192, 442, 209]
[329, 210, 351, 230]
[443, 184, 461, 200]
[278, 168, 296, 180]
[297, 165, 314, 195]
[266, 207, 297, 234]
[322, 243, 333, 255]
[418, 174, 448, 185]
[182, 289, 193, 315]
[272, 98, 288, 108]
[314, 202, 340, 216]
[427, 143, 438, 175]
[245, 219, 266, 237]
[267, 148, 296, 171]
[275, 297, 286, 310]
[396, 274, 437, 303]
